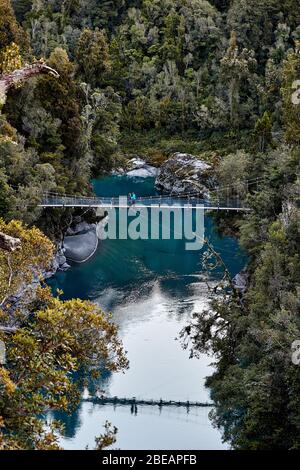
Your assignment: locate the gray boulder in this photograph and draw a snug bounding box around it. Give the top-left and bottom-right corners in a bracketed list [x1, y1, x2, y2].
[112, 156, 159, 178]
[60, 262, 71, 271]
[63, 227, 98, 263]
[233, 270, 249, 293]
[126, 157, 159, 178]
[66, 221, 96, 236]
[155, 152, 215, 197]
[43, 244, 70, 279]
[56, 253, 67, 266]
[281, 200, 298, 229]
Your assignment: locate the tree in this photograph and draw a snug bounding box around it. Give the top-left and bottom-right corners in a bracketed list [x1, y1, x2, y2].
[217, 150, 251, 199]
[281, 43, 300, 144]
[12, 0, 33, 23]
[80, 83, 121, 175]
[0, 112, 58, 224]
[221, 31, 257, 128]
[227, 0, 277, 59]
[0, 170, 12, 217]
[0, 42, 22, 75]
[76, 28, 111, 87]
[210, 0, 230, 11]
[0, 219, 128, 449]
[0, 0, 28, 51]
[0, 219, 53, 307]
[160, 9, 185, 69]
[254, 111, 273, 152]
[27, 48, 85, 191]
[89, 0, 126, 30]
[182, 145, 300, 449]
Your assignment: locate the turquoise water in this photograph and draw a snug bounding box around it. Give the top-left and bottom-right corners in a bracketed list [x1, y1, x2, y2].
[48, 176, 247, 450]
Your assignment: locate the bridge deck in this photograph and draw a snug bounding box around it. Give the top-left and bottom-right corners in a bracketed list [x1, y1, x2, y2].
[39, 203, 250, 211]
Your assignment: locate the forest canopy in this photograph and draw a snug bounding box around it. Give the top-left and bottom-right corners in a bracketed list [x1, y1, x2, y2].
[0, 0, 299, 450]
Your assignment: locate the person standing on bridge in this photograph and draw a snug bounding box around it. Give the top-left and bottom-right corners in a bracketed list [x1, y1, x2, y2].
[131, 192, 137, 205]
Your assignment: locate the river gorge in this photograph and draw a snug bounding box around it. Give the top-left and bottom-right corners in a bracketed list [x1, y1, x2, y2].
[47, 175, 247, 450]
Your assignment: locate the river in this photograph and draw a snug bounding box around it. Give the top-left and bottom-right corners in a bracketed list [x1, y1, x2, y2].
[48, 175, 247, 450]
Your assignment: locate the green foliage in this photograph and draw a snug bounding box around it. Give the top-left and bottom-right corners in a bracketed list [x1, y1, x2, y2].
[4, 0, 299, 141]
[0, 170, 11, 216]
[0, 42, 22, 75]
[120, 128, 254, 163]
[281, 44, 300, 144]
[0, 219, 128, 449]
[0, 113, 57, 223]
[217, 150, 251, 198]
[183, 145, 300, 449]
[76, 28, 112, 87]
[254, 112, 273, 152]
[0, 0, 299, 450]
[12, 0, 32, 22]
[0, 0, 27, 50]
[0, 218, 53, 305]
[220, 31, 257, 128]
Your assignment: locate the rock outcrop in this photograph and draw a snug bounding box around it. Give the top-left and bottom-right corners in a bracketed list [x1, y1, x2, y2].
[126, 157, 159, 178]
[233, 269, 249, 294]
[43, 244, 70, 279]
[63, 221, 99, 264]
[155, 152, 215, 197]
[281, 200, 299, 229]
[63, 228, 98, 264]
[44, 216, 108, 278]
[113, 157, 159, 178]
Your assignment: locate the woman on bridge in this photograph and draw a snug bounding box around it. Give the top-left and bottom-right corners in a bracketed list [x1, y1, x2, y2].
[128, 192, 137, 206]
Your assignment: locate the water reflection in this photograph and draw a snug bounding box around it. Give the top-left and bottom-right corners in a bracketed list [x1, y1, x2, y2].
[47, 176, 246, 450]
[56, 403, 225, 450]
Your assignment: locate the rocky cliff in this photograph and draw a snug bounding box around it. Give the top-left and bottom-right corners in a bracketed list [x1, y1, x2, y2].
[155, 152, 215, 197]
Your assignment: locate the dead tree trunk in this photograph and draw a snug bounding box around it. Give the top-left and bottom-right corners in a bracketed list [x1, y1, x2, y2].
[0, 232, 21, 252]
[0, 60, 59, 105]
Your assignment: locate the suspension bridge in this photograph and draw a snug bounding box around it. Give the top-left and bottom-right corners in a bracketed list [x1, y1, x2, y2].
[39, 193, 250, 211]
[37, 177, 265, 211]
[38, 177, 266, 212]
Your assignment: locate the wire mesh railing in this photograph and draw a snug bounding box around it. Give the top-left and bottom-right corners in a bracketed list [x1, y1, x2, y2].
[40, 193, 250, 210]
[35, 176, 268, 210]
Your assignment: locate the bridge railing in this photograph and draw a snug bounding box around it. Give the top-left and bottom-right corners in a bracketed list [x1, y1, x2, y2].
[41, 192, 248, 209]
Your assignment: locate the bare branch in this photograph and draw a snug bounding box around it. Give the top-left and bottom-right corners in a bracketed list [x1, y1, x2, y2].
[0, 232, 21, 252]
[0, 326, 16, 333]
[0, 60, 59, 105]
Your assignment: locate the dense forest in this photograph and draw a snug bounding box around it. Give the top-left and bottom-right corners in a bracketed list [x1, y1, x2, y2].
[0, 0, 299, 450]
